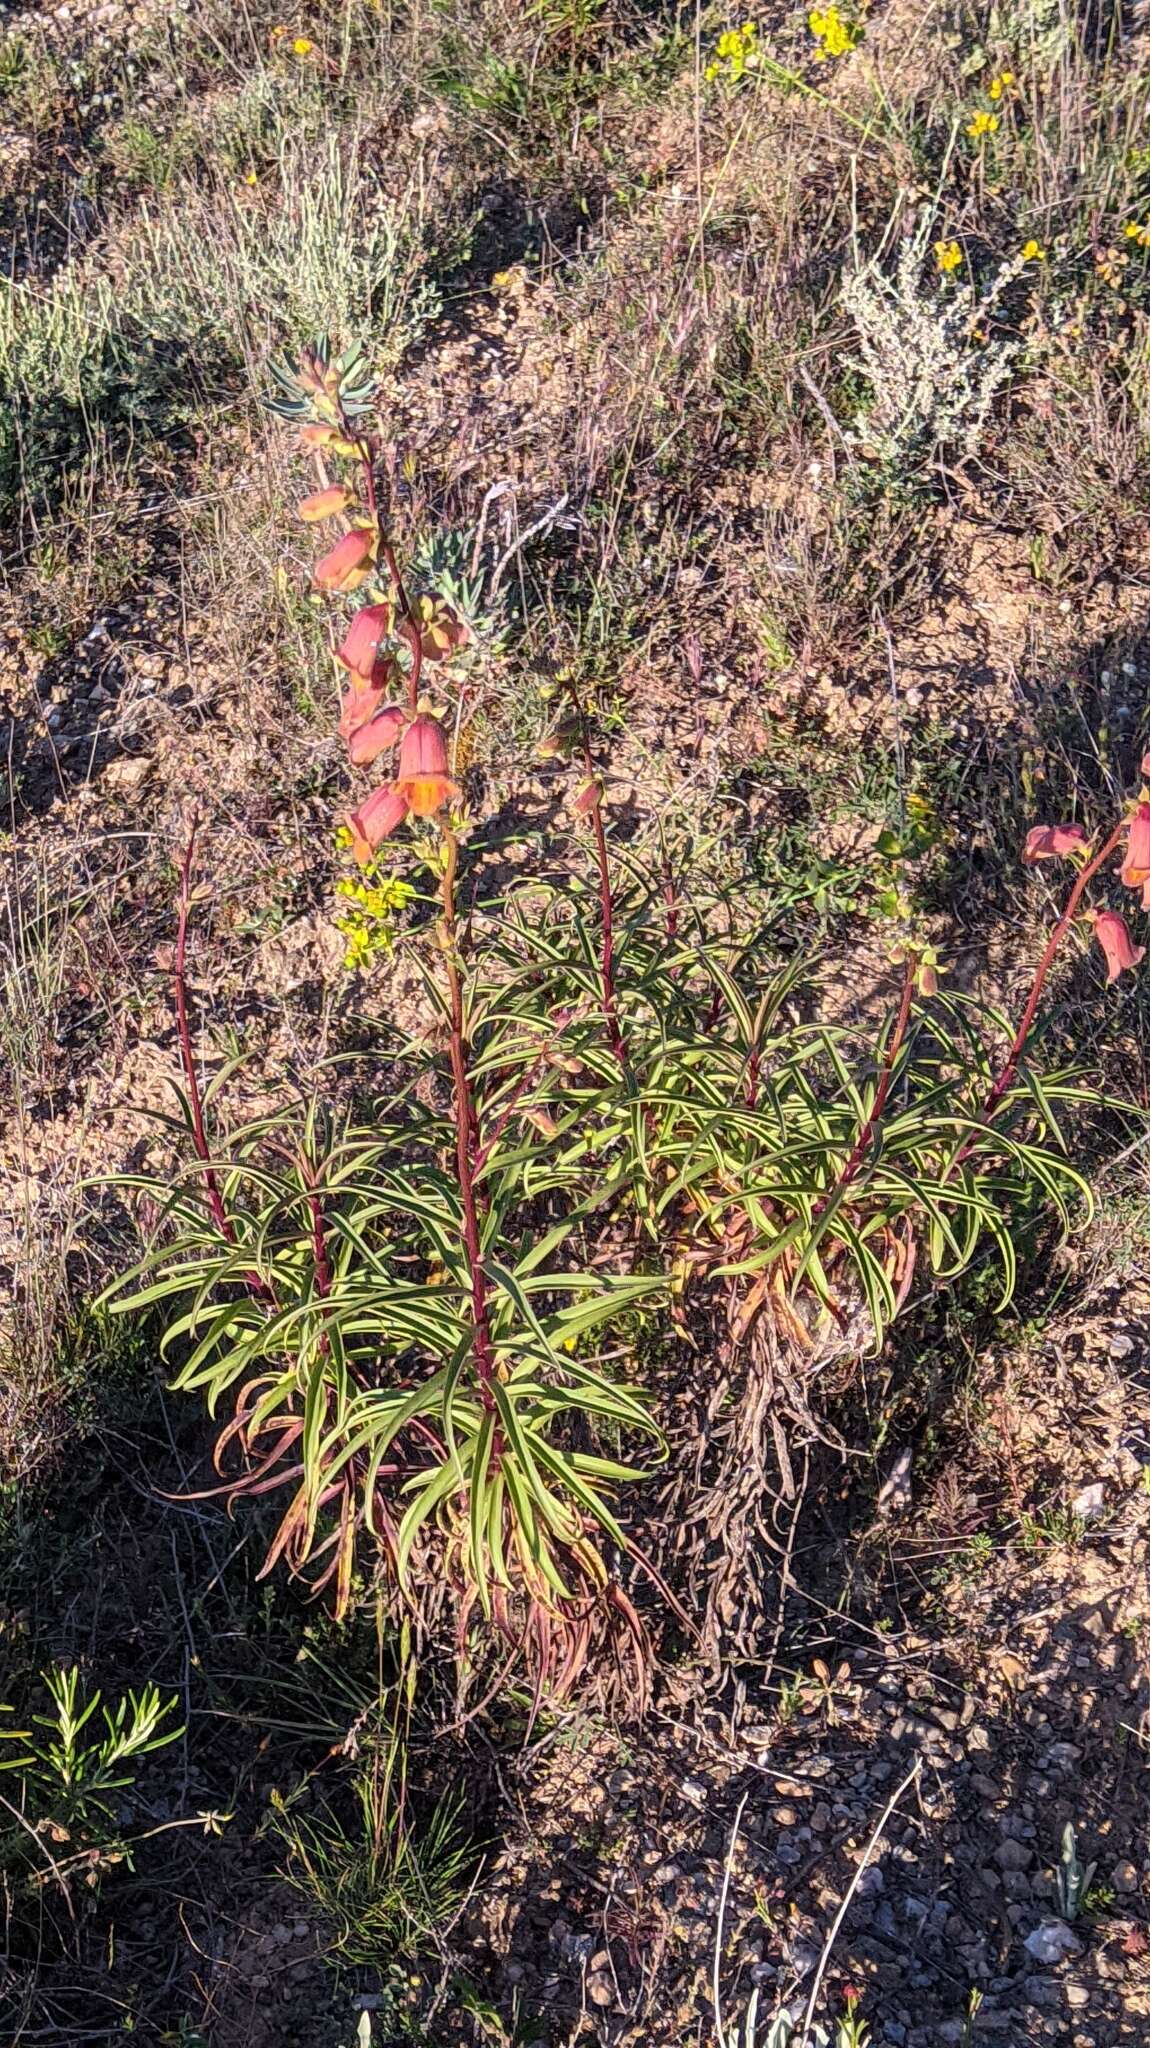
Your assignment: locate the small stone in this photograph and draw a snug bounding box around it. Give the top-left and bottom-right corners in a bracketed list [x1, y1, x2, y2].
[972, 1774, 1000, 1801]
[1025, 1976, 1062, 2008]
[995, 1839, 1032, 1871]
[103, 754, 150, 790]
[1112, 1860, 1138, 1893]
[587, 1971, 613, 2008]
[1024, 1919, 1083, 1964]
[1064, 1984, 1090, 2009]
[773, 1805, 797, 1827]
[967, 1724, 991, 1753]
[1072, 1483, 1105, 1522]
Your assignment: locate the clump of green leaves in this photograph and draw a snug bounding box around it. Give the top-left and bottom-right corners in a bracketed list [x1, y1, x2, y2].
[0, 1665, 182, 1891]
[101, 338, 1144, 1700]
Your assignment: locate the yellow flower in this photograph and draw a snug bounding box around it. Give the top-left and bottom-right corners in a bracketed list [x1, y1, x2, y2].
[1124, 220, 1150, 248]
[988, 70, 1015, 99]
[1021, 238, 1046, 261]
[291, 34, 315, 53]
[934, 238, 963, 273]
[809, 3, 860, 58]
[966, 109, 1000, 139]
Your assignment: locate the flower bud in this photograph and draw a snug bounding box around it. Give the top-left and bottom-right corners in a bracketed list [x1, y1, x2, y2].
[347, 784, 409, 865]
[336, 602, 395, 678]
[1090, 908, 1145, 983]
[314, 528, 377, 592]
[1121, 802, 1150, 889]
[298, 486, 354, 522]
[1023, 823, 1089, 861]
[348, 706, 406, 765]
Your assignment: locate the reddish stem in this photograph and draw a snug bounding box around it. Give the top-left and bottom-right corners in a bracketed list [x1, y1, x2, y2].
[813, 955, 917, 1220]
[976, 817, 1127, 1124]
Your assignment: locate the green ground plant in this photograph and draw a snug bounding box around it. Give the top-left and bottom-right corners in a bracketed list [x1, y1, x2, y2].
[96, 327, 1150, 1701]
[0, 1664, 183, 1895]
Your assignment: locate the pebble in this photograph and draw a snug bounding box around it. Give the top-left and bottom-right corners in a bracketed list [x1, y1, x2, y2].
[1113, 1860, 1138, 1892]
[1024, 1919, 1083, 1963]
[995, 1838, 1033, 1871]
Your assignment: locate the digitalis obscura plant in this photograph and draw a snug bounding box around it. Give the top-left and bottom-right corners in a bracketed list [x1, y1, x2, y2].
[104, 335, 1148, 1697]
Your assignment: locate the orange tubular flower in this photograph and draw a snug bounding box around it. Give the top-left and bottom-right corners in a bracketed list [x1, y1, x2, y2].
[314, 528, 377, 592]
[337, 603, 395, 679]
[347, 783, 409, 865]
[395, 713, 459, 817]
[1023, 823, 1088, 862]
[339, 679, 386, 740]
[348, 705, 406, 766]
[1121, 802, 1150, 889]
[298, 486, 354, 522]
[299, 423, 362, 457]
[1091, 908, 1145, 983]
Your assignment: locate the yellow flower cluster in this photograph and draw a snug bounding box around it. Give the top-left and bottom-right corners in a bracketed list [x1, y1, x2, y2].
[988, 70, 1016, 99]
[1021, 238, 1046, 261]
[809, 3, 861, 59]
[1124, 219, 1150, 249]
[934, 238, 962, 273]
[333, 873, 415, 973]
[966, 108, 1000, 139]
[704, 21, 762, 83]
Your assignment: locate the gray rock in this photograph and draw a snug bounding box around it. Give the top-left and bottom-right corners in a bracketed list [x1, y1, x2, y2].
[1024, 1919, 1083, 1964]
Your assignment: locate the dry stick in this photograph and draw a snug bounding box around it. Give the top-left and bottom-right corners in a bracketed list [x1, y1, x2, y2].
[712, 1788, 749, 2048]
[440, 828, 498, 1412]
[798, 1758, 921, 2046]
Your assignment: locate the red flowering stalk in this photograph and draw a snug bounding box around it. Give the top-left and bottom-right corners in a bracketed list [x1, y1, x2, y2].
[977, 813, 1130, 1124]
[813, 952, 917, 1221]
